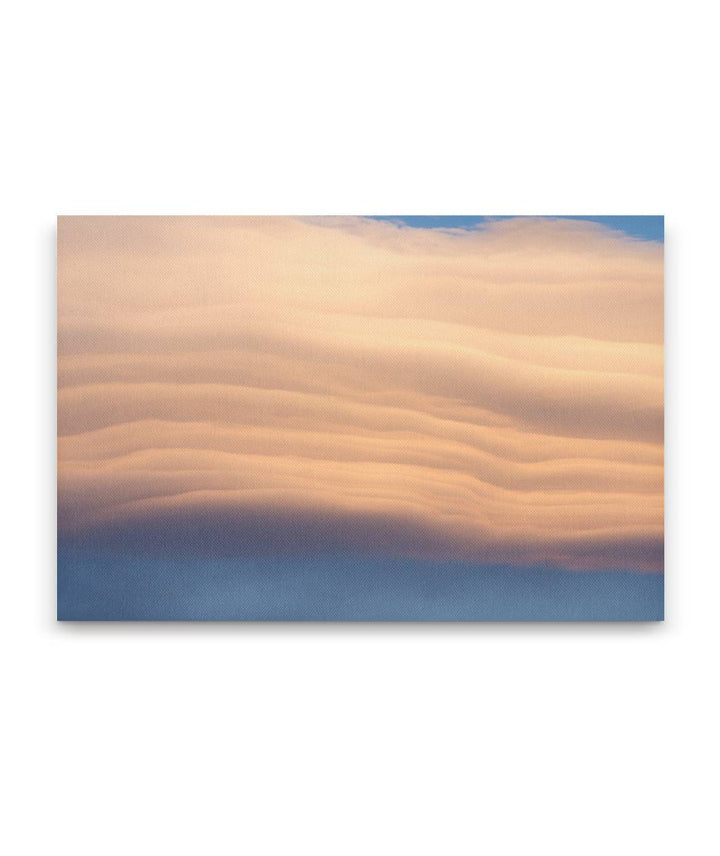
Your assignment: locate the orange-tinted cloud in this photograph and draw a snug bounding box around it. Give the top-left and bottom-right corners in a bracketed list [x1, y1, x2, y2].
[57, 216, 664, 570]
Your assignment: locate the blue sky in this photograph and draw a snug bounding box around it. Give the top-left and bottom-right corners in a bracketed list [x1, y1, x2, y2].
[370, 215, 664, 242]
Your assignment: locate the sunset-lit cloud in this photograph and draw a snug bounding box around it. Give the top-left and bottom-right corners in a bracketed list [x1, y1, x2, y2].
[57, 216, 663, 573]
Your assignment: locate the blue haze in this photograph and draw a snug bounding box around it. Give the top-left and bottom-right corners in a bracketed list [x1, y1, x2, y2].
[58, 552, 663, 622]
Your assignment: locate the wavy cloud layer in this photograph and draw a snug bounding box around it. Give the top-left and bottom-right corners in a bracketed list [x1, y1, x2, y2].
[58, 216, 664, 571]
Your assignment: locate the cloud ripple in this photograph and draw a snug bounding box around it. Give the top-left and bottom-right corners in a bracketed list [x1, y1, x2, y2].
[58, 216, 663, 571]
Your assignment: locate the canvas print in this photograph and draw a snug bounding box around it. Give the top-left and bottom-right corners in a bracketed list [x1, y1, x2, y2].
[57, 216, 664, 621]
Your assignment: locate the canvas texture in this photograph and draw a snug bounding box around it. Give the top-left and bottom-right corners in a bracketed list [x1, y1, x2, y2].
[57, 216, 664, 620]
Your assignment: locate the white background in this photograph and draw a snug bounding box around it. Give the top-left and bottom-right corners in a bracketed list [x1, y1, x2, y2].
[2, 1, 718, 854]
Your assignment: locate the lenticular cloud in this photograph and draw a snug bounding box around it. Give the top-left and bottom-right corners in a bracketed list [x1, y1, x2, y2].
[57, 215, 664, 620]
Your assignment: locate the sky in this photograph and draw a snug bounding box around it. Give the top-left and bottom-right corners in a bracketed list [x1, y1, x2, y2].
[57, 215, 664, 620]
[371, 215, 665, 243]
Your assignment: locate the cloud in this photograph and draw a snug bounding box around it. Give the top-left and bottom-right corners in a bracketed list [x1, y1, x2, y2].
[57, 216, 664, 571]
